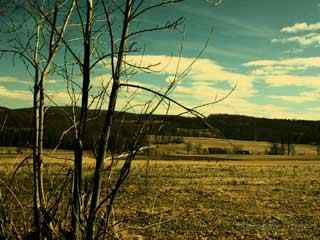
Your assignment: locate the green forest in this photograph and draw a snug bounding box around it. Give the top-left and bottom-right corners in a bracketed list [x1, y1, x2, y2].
[1, 106, 320, 151]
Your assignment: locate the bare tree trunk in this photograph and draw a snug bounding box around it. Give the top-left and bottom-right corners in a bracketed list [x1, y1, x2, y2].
[85, 84, 119, 240]
[31, 22, 46, 239]
[1, 1, 74, 238]
[72, 1, 93, 238]
[32, 66, 41, 240]
[32, 61, 47, 240]
[85, 1, 132, 238]
[72, 142, 83, 240]
[38, 75, 46, 207]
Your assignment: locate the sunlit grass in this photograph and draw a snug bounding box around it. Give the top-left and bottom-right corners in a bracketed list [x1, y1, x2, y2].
[1, 154, 320, 239]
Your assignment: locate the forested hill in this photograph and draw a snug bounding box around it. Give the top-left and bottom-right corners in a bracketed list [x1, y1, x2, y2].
[0, 106, 320, 149]
[207, 114, 320, 144]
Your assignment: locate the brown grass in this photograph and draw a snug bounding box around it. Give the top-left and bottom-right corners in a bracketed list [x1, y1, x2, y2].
[1, 153, 320, 239]
[156, 137, 318, 156]
[115, 160, 320, 239]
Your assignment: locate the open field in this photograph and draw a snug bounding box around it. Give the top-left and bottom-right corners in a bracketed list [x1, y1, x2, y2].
[184, 137, 318, 155]
[1, 135, 318, 157]
[1, 153, 320, 239]
[148, 136, 319, 156]
[116, 160, 320, 239]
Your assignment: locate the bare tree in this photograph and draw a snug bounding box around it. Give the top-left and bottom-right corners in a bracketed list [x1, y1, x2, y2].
[1, 0, 231, 239]
[44, 0, 200, 238]
[0, 1, 75, 238]
[82, 0, 229, 239]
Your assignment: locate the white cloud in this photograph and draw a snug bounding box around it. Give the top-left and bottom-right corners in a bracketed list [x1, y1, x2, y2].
[98, 54, 259, 117]
[281, 22, 320, 33]
[273, 22, 320, 47]
[244, 57, 320, 68]
[91, 74, 112, 87]
[1, 55, 316, 120]
[0, 85, 31, 100]
[47, 79, 57, 84]
[102, 54, 320, 119]
[46, 91, 76, 105]
[125, 55, 255, 98]
[114, 86, 297, 120]
[269, 92, 319, 103]
[250, 66, 305, 76]
[187, 94, 317, 120]
[245, 57, 320, 87]
[244, 56, 320, 105]
[263, 74, 320, 87]
[0, 76, 58, 86]
[272, 32, 320, 46]
[0, 76, 31, 85]
[244, 57, 320, 76]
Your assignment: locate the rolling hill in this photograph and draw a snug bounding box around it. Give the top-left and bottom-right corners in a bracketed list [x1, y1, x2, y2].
[0, 106, 320, 150]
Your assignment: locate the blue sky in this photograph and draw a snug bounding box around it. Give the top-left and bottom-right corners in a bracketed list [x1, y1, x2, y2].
[1, 0, 320, 120]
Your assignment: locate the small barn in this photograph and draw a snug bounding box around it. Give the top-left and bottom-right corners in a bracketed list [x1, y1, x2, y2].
[208, 147, 228, 154]
[234, 149, 250, 155]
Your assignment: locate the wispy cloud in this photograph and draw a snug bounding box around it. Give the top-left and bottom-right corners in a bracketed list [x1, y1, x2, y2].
[0, 76, 31, 85]
[245, 57, 320, 86]
[0, 85, 31, 100]
[269, 92, 319, 103]
[1, 53, 318, 120]
[272, 22, 320, 47]
[0, 76, 57, 85]
[281, 22, 320, 33]
[245, 57, 320, 68]
[272, 32, 320, 46]
[244, 57, 320, 75]
[263, 74, 320, 87]
[125, 55, 254, 98]
[244, 56, 320, 104]
[190, 94, 318, 120]
[109, 54, 320, 119]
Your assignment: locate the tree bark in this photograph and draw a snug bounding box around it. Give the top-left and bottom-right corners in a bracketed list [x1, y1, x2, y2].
[32, 66, 41, 240]
[85, 1, 132, 238]
[72, 1, 93, 238]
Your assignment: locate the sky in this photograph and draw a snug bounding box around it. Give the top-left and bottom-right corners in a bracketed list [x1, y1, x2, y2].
[1, 0, 320, 120]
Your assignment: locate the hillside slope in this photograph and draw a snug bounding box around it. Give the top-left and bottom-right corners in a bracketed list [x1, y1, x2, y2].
[0, 106, 320, 149]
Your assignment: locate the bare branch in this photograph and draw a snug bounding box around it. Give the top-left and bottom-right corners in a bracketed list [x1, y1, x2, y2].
[131, 0, 184, 21]
[35, 1, 83, 67]
[0, 49, 36, 67]
[177, 82, 237, 116]
[119, 83, 209, 122]
[125, 17, 184, 40]
[0, 111, 8, 132]
[0, 179, 26, 221]
[90, 52, 112, 69]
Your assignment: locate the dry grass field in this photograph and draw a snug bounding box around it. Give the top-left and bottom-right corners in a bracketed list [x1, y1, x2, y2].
[155, 137, 318, 156]
[1, 152, 320, 239]
[115, 160, 320, 240]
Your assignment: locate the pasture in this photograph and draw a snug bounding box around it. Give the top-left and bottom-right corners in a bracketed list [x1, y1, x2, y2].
[153, 136, 318, 156]
[1, 152, 320, 239]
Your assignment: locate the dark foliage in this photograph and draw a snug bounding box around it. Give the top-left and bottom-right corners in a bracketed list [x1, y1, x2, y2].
[207, 114, 320, 144]
[0, 107, 320, 151]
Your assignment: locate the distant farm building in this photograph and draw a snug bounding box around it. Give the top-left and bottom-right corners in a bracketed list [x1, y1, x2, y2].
[234, 149, 250, 155]
[208, 147, 228, 154]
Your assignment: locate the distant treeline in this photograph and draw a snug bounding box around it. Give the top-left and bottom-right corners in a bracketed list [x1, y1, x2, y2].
[207, 114, 320, 144]
[1, 106, 320, 150]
